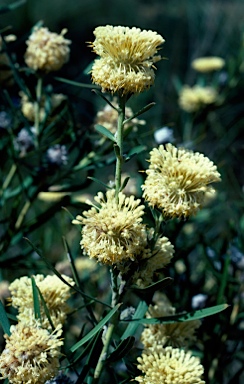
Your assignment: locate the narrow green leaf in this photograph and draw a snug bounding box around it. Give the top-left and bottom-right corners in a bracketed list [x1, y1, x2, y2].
[217, 254, 231, 305]
[36, 286, 55, 330]
[69, 327, 95, 365]
[76, 329, 103, 383]
[120, 176, 130, 192]
[114, 144, 121, 158]
[124, 304, 229, 325]
[123, 102, 155, 124]
[54, 77, 97, 89]
[95, 124, 116, 142]
[92, 90, 119, 111]
[83, 61, 94, 75]
[24, 237, 111, 308]
[127, 145, 147, 157]
[62, 236, 81, 289]
[125, 145, 147, 161]
[107, 336, 135, 363]
[121, 301, 148, 340]
[123, 125, 134, 139]
[70, 304, 120, 352]
[0, 301, 11, 335]
[87, 177, 112, 190]
[7, 313, 18, 322]
[62, 237, 98, 326]
[131, 277, 173, 295]
[0, 0, 25, 14]
[31, 276, 41, 322]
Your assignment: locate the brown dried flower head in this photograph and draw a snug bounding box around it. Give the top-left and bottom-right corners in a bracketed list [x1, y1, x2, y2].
[73, 189, 147, 265]
[142, 143, 221, 219]
[90, 25, 165, 95]
[25, 26, 71, 72]
[0, 323, 63, 384]
[135, 345, 205, 384]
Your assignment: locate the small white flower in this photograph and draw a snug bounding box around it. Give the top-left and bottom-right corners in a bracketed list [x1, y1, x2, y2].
[154, 126, 174, 144]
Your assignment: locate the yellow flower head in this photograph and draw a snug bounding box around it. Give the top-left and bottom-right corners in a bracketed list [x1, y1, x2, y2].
[191, 57, 225, 73]
[20, 92, 66, 122]
[25, 26, 71, 72]
[95, 99, 145, 136]
[135, 346, 205, 384]
[0, 323, 63, 384]
[132, 229, 174, 287]
[142, 143, 221, 219]
[141, 303, 201, 348]
[179, 85, 218, 113]
[73, 189, 147, 265]
[9, 274, 75, 329]
[90, 25, 165, 95]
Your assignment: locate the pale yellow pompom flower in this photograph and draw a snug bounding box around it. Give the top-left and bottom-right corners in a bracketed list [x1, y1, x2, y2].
[90, 25, 165, 95]
[95, 99, 145, 136]
[142, 143, 221, 219]
[135, 345, 205, 384]
[0, 323, 63, 384]
[9, 274, 75, 329]
[73, 189, 147, 265]
[179, 85, 218, 113]
[132, 230, 174, 287]
[191, 56, 225, 73]
[141, 303, 201, 348]
[20, 92, 66, 122]
[25, 26, 71, 72]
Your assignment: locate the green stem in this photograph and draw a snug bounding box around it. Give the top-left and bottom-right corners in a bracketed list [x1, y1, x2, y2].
[34, 76, 43, 146]
[93, 268, 120, 383]
[115, 95, 126, 200]
[216, 254, 231, 304]
[93, 95, 127, 383]
[14, 199, 32, 230]
[183, 113, 193, 143]
[0, 163, 17, 197]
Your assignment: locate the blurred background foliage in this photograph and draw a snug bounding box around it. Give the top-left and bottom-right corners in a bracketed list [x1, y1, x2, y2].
[0, 0, 244, 383]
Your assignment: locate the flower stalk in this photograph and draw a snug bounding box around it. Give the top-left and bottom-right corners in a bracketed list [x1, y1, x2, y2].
[34, 75, 43, 145]
[93, 268, 120, 383]
[115, 95, 126, 201]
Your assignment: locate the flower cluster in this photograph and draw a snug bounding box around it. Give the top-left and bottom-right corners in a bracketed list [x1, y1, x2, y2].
[46, 144, 68, 167]
[25, 26, 71, 72]
[178, 85, 218, 112]
[20, 91, 66, 122]
[73, 189, 147, 265]
[14, 126, 36, 155]
[142, 143, 221, 218]
[94, 99, 145, 136]
[90, 25, 165, 95]
[9, 274, 75, 329]
[141, 302, 201, 348]
[0, 323, 63, 384]
[191, 56, 225, 73]
[135, 345, 205, 384]
[132, 230, 174, 287]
